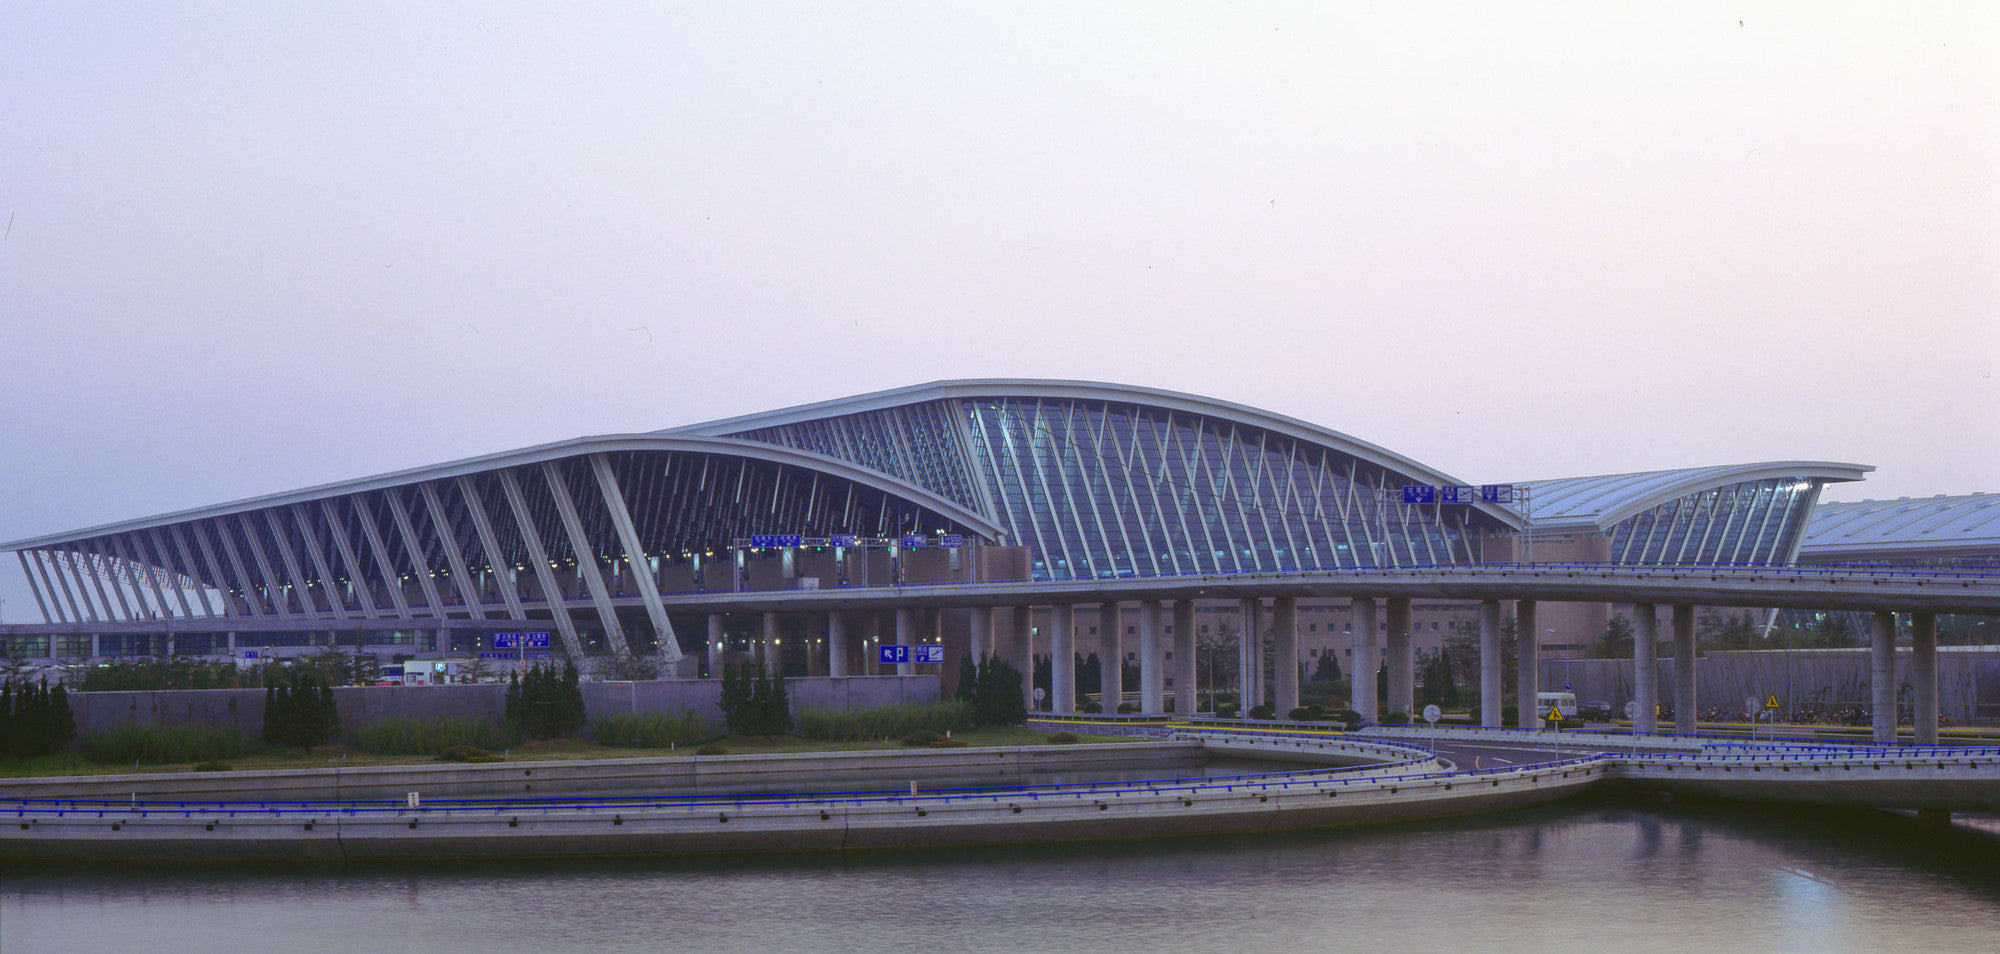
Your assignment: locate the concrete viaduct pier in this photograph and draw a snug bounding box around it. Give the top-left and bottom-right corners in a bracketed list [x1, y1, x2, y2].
[658, 563, 2000, 743]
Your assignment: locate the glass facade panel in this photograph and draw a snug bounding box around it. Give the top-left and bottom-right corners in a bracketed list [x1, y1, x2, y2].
[729, 395, 1498, 580]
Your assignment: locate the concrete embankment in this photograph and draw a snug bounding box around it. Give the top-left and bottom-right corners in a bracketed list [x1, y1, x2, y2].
[0, 741, 1206, 803]
[0, 736, 1612, 862]
[63, 675, 936, 736]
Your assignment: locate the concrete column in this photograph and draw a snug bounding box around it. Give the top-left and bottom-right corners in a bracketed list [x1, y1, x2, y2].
[1386, 597, 1412, 719]
[1139, 600, 1164, 715]
[1011, 606, 1035, 711]
[1632, 603, 1657, 735]
[1239, 598, 1262, 708]
[91, 633, 102, 658]
[894, 608, 915, 676]
[1672, 604, 1697, 736]
[1099, 601, 1122, 713]
[1478, 599, 1501, 727]
[827, 612, 848, 678]
[1050, 605, 1075, 714]
[1515, 600, 1539, 729]
[226, 631, 237, 655]
[1272, 597, 1299, 716]
[1913, 612, 1938, 745]
[865, 612, 883, 675]
[761, 611, 779, 674]
[1172, 600, 1196, 716]
[969, 606, 993, 661]
[1351, 598, 1377, 721]
[1870, 611, 1897, 744]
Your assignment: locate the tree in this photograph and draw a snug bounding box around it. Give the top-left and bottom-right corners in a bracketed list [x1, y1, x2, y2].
[262, 668, 341, 749]
[971, 655, 1028, 726]
[0, 677, 77, 759]
[1310, 649, 1341, 684]
[716, 663, 792, 735]
[1593, 616, 1635, 659]
[505, 661, 586, 740]
[955, 655, 979, 703]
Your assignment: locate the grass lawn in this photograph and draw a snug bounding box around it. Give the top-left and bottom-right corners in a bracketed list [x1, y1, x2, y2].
[0, 726, 1141, 780]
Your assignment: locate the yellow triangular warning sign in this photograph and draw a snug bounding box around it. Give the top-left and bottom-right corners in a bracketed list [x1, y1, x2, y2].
[1764, 694, 1780, 709]
[1548, 704, 1564, 721]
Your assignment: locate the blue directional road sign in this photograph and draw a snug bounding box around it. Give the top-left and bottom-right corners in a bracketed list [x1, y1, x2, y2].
[879, 645, 910, 665]
[900, 533, 926, 548]
[1441, 485, 1480, 504]
[914, 645, 945, 664]
[750, 534, 803, 548]
[1402, 484, 1437, 504]
[1479, 483, 1514, 504]
[492, 631, 551, 650]
[830, 534, 857, 548]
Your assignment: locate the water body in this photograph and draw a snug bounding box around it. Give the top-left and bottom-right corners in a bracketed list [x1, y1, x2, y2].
[6, 800, 1998, 954]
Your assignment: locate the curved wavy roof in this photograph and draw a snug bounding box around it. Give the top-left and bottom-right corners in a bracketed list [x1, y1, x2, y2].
[1, 434, 1004, 550]
[669, 378, 1526, 529]
[1519, 462, 1872, 533]
[1801, 493, 2000, 560]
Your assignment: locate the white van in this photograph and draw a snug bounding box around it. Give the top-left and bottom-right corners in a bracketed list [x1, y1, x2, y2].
[1535, 692, 1577, 721]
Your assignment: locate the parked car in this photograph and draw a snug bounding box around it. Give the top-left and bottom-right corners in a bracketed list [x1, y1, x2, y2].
[1578, 700, 1614, 723]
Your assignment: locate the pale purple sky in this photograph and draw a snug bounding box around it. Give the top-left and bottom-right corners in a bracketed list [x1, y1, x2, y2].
[2, 3, 1995, 620]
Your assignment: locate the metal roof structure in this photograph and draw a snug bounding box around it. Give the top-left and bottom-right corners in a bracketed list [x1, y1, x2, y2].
[1519, 462, 1873, 534]
[667, 378, 1527, 532]
[1800, 493, 2000, 562]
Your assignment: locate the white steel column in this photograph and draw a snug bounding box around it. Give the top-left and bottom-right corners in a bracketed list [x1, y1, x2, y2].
[183, 524, 240, 618]
[343, 499, 416, 619]
[290, 505, 351, 619]
[828, 612, 849, 678]
[157, 528, 210, 618]
[1515, 600, 1539, 729]
[1050, 604, 1075, 714]
[1632, 603, 1658, 735]
[17, 551, 53, 623]
[495, 470, 587, 660]
[313, 503, 377, 619]
[1099, 601, 1122, 712]
[222, 516, 278, 612]
[445, 480, 521, 621]
[108, 536, 162, 620]
[127, 533, 179, 619]
[262, 510, 322, 618]
[1139, 600, 1163, 715]
[1672, 604, 1697, 736]
[1272, 597, 1299, 716]
[40, 550, 88, 623]
[1913, 612, 1938, 745]
[142, 530, 197, 620]
[389, 489, 456, 617]
[1351, 598, 1377, 721]
[541, 461, 632, 659]
[590, 454, 679, 663]
[1479, 599, 1502, 727]
[88, 544, 135, 620]
[1173, 600, 1196, 715]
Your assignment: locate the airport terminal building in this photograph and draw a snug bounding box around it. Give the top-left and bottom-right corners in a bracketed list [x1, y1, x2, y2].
[0, 380, 1898, 670]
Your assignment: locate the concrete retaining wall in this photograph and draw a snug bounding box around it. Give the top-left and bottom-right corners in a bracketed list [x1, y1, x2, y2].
[65, 676, 939, 737]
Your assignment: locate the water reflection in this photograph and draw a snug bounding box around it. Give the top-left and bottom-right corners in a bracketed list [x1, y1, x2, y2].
[6, 801, 1999, 954]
